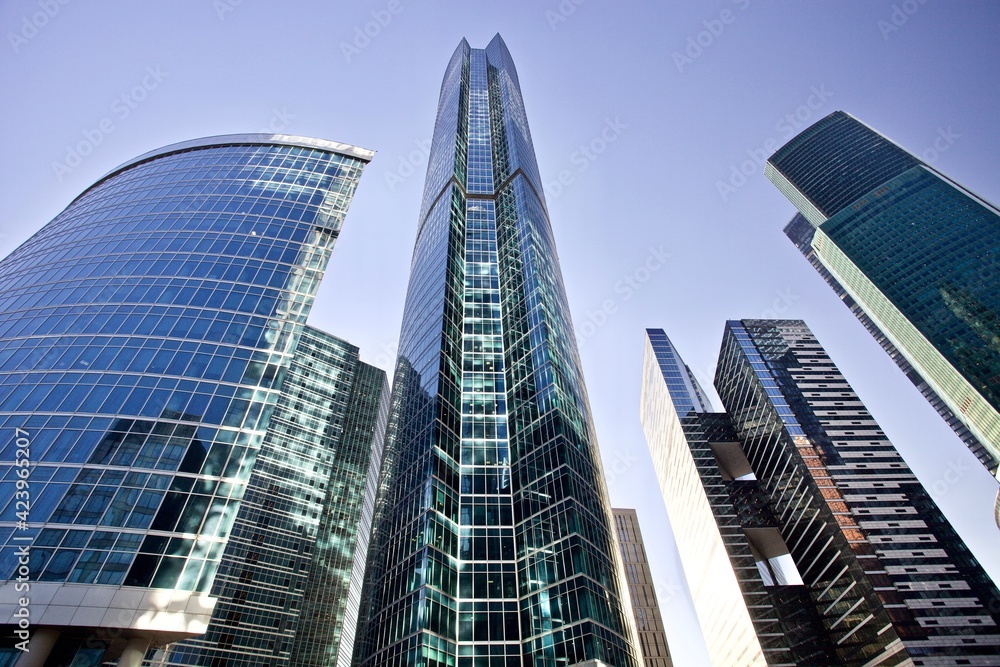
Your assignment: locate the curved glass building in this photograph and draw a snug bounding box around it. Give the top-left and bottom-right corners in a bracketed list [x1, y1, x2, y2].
[0, 134, 371, 666]
[353, 35, 640, 667]
[765, 112, 1000, 520]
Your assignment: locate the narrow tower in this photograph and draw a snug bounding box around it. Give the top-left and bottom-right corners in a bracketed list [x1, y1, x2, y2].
[354, 36, 640, 667]
[611, 509, 673, 667]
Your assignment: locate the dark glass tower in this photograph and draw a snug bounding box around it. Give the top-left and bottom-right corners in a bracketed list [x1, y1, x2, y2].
[353, 35, 640, 667]
[0, 134, 371, 666]
[641, 329, 830, 667]
[765, 112, 1000, 498]
[148, 327, 389, 667]
[644, 323, 1000, 666]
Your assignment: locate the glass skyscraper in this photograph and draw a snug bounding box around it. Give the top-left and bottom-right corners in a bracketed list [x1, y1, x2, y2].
[765, 112, 1000, 508]
[0, 134, 371, 666]
[640, 329, 811, 667]
[148, 327, 389, 667]
[642, 322, 1000, 666]
[353, 35, 640, 667]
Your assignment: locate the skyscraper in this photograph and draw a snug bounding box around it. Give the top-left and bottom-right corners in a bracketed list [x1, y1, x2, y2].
[611, 509, 672, 667]
[642, 322, 1000, 666]
[147, 327, 389, 667]
[640, 329, 824, 667]
[765, 111, 1000, 508]
[353, 35, 640, 667]
[0, 134, 371, 666]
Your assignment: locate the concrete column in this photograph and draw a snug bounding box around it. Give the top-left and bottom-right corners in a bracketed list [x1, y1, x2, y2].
[117, 637, 151, 667]
[15, 627, 60, 667]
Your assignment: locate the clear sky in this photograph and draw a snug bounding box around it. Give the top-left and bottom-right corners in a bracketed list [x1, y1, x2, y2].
[3, 2, 999, 665]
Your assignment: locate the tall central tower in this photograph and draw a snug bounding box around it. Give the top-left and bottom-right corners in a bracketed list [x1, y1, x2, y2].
[354, 35, 640, 667]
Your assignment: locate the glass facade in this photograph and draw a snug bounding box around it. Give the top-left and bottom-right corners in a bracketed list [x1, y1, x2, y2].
[293, 353, 390, 667]
[0, 134, 371, 664]
[783, 213, 993, 472]
[610, 509, 672, 667]
[146, 327, 389, 667]
[641, 329, 817, 667]
[714, 319, 1000, 665]
[353, 35, 639, 667]
[765, 111, 1000, 486]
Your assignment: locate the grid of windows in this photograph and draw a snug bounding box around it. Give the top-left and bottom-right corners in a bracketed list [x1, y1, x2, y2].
[145, 328, 388, 667]
[0, 136, 370, 665]
[354, 35, 639, 667]
[716, 320, 1000, 665]
[641, 330, 819, 667]
[819, 166, 1000, 461]
[767, 110, 918, 219]
[611, 509, 672, 667]
[457, 200, 520, 667]
[784, 213, 996, 473]
[767, 111, 1000, 486]
[293, 357, 390, 667]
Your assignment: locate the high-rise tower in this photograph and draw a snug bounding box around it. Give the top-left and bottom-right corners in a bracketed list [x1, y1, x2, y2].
[354, 35, 640, 667]
[148, 327, 389, 667]
[0, 134, 371, 666]
[611, 509, 672, 667]
[640, 329, 823, 667]
[765, 112, 1000, 510]
[642, 322, 1000, 666]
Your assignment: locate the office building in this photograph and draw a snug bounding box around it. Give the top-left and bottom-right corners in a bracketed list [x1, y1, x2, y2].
[765, 112, 1000, 508]
[147, 328, 389, 667]
[641, 329, 824, 667]
[353, 35, 640, 667]
[0, 134, 372, 666]
[643, 322, 1000, 665]
[611, 509, 672, 667]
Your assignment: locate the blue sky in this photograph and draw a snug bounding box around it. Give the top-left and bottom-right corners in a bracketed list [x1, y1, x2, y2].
[3, 2, 999, 664]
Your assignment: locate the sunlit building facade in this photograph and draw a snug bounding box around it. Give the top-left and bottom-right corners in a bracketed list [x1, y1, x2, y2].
[148, 328, 389, 667]
[0, 134, 371, 666]
[643, 323, 1000, 665]
[353, 35, 640, 667]
[611, 509, 672, 667]
[765, 112, 1000, 508]
[640, 329, 821, 667]
[718, 319, 1000, 665]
